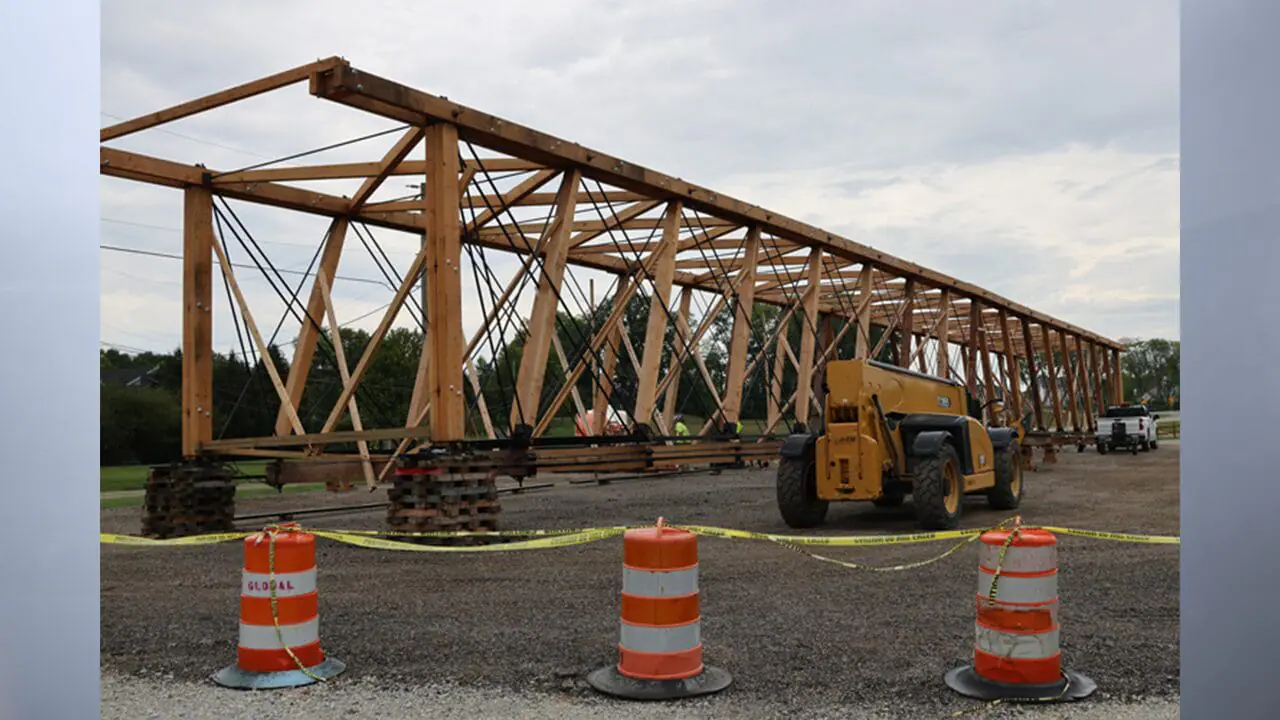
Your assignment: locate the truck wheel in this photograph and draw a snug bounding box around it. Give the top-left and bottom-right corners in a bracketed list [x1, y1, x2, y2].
[777, 456, 828, 528]
[987, 442, 1024, 511]
[1140, 439, 1151, 452]
[913, 443, 963, 530]
[1097, 443, 1108, 455]
[1151, 439, 1159, 450]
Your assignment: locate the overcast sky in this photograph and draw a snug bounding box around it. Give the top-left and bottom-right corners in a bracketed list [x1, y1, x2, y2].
[100, 0, 1179, 360]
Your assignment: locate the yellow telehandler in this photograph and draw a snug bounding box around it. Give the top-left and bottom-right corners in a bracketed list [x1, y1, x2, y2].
[776, 358, 1025, 531]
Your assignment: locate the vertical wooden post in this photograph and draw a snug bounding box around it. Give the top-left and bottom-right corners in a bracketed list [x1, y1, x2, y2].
[407, 236, 431, 427]
[1039, 325, 1064, 432]
[854, 265, 873, 358]
[510, 170, 581, 429]
[1058, 331, 1081, 432]
[795, 249, 823, 427]
[768, 329, 786, 429]
[423, 122, 465, 442]
[896, 279, 915, 369]
[1020, 317, 1045, 431]
[1100, 348, 1113, 410]
[966, 301, 981, 395]
[999, 310, 1024, 423]
[182, 187, 215, 457]
[722, 227, 759, 426]
[662, 289, 694, 430]
[592, 276, 630, 434]
[632, 201, 682, 428]
[276, 218, 349, 436]
[1112, 348, 1125, 404]
[936, 290, 952, 379]
[979, 311, 995, 408]
[1089, 340, 1105, 416]
[1074, 335, 1095, 432]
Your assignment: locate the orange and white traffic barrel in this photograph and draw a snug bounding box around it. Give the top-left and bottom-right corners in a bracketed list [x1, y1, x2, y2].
[586, 518, 732, 700]
[944, 526, 1096, 702]
[212, 525, 345, 689]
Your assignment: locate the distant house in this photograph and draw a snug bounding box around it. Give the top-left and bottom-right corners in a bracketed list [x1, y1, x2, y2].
[101, 364, 162, 388]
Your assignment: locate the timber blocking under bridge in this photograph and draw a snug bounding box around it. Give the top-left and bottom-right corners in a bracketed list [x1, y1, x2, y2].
[100, 56, 1126, 537]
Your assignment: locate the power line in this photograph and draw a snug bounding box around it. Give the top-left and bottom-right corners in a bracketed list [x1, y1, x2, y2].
[99, 216, 416, 257]
[99, 243, 392, 288]
[101, 111, 270, 159]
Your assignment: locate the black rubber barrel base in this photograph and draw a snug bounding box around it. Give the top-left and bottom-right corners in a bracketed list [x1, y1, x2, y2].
[944, 665, 1097, 702]
[586, 664, 732, 701]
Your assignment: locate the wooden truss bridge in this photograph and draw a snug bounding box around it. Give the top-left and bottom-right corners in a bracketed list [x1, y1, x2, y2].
[100, 57, 1126, 537]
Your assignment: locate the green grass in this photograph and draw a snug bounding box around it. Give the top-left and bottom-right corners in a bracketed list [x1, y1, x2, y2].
[101, 460, 270, 492]
[99, 481, 327, 510]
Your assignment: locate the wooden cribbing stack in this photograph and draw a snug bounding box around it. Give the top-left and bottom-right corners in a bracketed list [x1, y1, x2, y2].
[142, 462, 236, 539]
[386, 451, 503, 544]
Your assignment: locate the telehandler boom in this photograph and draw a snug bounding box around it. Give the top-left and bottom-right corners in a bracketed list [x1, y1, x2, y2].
[776, 358, 1024, 531]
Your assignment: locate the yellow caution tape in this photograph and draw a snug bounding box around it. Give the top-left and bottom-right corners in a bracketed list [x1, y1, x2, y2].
[772, 535, 983, 572]
[678, 525, 985, 546]
[308, 527, 627, 552]
[99, 531, 254, 546]
[1035, 526, 1181, 544]
[100, 521, 1180, 549]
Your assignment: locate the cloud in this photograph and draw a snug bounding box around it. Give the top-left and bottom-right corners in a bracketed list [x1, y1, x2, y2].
[99, 0, 1179, 359]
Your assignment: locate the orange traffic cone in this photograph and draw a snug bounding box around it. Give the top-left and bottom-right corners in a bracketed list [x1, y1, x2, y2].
[212, 524, 345, 689]
[944, 525, 1096, 702]
[587, 518, 732, 700]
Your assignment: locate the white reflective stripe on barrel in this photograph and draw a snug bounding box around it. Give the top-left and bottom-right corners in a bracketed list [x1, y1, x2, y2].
[977, 570, 1057, 604]
[619, 620, 701, 653]
[975, 622, 1060, 659]
[978, 544, 1057, 574]
[622, 566, 698, 598]
[238, 617, 320, 650]
[241, 569, 317, 598]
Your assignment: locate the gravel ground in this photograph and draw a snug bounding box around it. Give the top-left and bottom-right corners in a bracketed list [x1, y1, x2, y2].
[101, 445, 1180, 718]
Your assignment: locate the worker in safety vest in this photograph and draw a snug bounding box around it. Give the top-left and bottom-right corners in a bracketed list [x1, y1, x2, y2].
[673, 414, 690, 441]
[736, 420, 744, 435]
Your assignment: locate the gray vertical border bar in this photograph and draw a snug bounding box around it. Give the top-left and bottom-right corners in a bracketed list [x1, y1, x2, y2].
[1183, 1, 1280, 717]
[0, 1, 101, 719]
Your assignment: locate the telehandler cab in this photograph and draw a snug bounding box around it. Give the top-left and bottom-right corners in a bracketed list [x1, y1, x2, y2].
[776, 358, 1025, 531]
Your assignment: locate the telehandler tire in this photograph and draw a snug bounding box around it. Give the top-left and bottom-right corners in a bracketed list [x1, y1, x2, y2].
[913, 443, 963, 530]
[987, 441, 1024, 511]
[777, 456, 828, 528]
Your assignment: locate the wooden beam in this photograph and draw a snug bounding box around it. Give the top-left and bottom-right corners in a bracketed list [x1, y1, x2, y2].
[979, 310, 996, 407]
[853, 265, 874, 358]
[424, 123, 465, 442]
[591, 278, 630, 434]
[464, 359, 496, 440]
[721, 227, 760, 425]
[1073, 335, 1095, 433]
[182, 187, 215, 457]
[999, 310, 1024, 422]
[1112, 348, 1125, 404]
[795, 249, 824, 426]
[1089, 340, 1105, 417]
[965, 302, 982, 394]
[662, 289, 695, 430]
[632, 201, 683, 429]
[1058, 330, 1081, 432]
[209, 222, 306, 439]
[464, 169, 560, 233]
[316, 274, 376, 489]
[101, 57, 343, 142]
[350, 126, 426, 211]
[1021, 317, 1045, 431]
[275, 218, 349, 437]
[510, 170, 581, 428]
[310, 60, 1122, 352]
[936, 290, 952, 378]
[1039, 325, 1065, 432]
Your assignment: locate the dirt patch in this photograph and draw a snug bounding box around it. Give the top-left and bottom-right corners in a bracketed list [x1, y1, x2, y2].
[101, 444, 1179, 716]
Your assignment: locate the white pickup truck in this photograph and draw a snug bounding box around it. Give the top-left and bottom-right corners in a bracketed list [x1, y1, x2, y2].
[1096, 404, 1160, 454]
